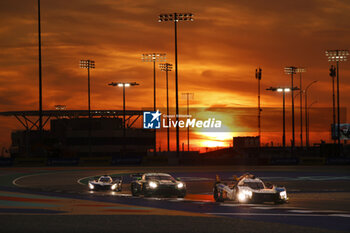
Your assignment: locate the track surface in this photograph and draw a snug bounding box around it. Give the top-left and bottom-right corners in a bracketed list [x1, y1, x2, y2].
[1, 166, 350, 233]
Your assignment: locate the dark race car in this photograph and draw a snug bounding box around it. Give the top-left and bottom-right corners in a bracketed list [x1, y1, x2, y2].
[213, 173, 288, 204]
[130, 173, 186, 198]
[88, 175, 122, 191]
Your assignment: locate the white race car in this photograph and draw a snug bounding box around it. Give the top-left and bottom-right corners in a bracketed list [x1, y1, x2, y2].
[88, 175, 122, 191]
[213, 173, 288, 204]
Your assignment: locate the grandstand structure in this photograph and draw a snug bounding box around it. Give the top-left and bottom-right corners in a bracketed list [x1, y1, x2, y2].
[0, 110, 154, 158]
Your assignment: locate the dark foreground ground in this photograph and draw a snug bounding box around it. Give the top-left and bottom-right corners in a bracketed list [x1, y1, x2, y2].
[0, 215, 343, 233]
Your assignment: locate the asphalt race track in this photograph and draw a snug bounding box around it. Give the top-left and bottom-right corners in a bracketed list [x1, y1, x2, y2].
[1, 166, 350, 233]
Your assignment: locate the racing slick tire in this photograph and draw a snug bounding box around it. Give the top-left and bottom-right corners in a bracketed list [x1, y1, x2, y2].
[213, 187, 224, 202]
[142, 185, 151, 197]
[177, 193, 186, 198]
[131, 184, 139, 196]
[144, 191, 152, 197]
[274, 200, 286, 205]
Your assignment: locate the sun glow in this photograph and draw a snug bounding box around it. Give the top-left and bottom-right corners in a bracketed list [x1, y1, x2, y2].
[195, 132, 235, 148]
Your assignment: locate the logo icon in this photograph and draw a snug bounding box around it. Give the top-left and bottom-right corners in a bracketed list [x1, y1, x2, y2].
[143, 110, 161, 129]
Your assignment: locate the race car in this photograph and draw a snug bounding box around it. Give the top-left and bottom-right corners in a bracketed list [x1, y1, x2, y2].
[88, 175, 122, 191]
[213, 173, 288, 204]
[130, 173, 186, 198]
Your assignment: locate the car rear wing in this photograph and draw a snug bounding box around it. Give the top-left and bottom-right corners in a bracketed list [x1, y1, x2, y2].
[111, 176, 123, 182]
[130, 173, 143, 180]
[214, 174, 238, 185]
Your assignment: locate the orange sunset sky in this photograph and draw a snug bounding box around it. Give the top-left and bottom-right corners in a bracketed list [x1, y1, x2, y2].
[0, 0, 349, 151]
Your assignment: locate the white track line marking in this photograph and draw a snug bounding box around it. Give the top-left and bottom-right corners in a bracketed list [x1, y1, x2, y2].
[77, 176, 95, 185]
[251, 206, 283, 210]
[329, 214, 350, 218]
[168, 199, 183, 202]
[205, 213, 345, 217]
[288, 210, 314, 213]
[192, 202, 209, 205]
[312, 210, 347, 213]
[12, 172, 58, 187]
[220, 203, 265, 207]
[110, 194, 132, 197]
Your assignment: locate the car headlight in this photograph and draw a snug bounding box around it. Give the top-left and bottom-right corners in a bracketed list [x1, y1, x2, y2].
[279, 191, 287, 200]
[237, 192, 246, 202]
[89, 183, 94, 190]
[177, 182, 184, 189]
[111, 184, 117, 190]
[242, 190, 253, 198]
[237, 190, 252, 202]
[149, 181, 158, 189]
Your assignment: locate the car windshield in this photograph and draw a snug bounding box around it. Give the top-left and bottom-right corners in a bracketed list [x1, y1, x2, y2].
[241, 181, 264, 190]
[146, 175, 175, 181]
[99, 177, 112, 183]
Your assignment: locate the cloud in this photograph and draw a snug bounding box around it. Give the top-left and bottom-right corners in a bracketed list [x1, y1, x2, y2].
[0, 0, 349, 147]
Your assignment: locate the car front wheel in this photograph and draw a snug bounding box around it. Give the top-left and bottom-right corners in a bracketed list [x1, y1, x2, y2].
[131, 184, 139, 196]
[214, 187, 224, 202]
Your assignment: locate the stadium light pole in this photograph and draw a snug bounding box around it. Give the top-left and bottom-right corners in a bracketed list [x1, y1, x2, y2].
[325, 49, 349, 155]
[37, 0, 43, 141]
[80, 60, 95, 157]
[181, 92, 194, 151]
[108, 82, 139, 137]
[142, 53, 166, 111]
[329, 65, 336, 145]
[80, 60, 95, 118]
[267, 87, 299, 149]
[160, 63, 173, 152]
[307, 101, 318, 148]
[158, 13, 194, 157]
[255, 68, 262, 144]
[142, 53, 165, 154]
[304, 80, 317, 149]
[296, 67, 306, 149]
[284, 67, 297, 153]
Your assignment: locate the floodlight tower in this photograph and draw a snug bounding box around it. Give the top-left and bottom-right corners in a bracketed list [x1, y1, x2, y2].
[255, 68, 262, 143]
[159, 63, 173, 151]
[142, 53, 166, 111]
[284, 66, 297, 153]
[296, 67, 306, 148]
[158, 13, 194, 157]
[267, 87, 289, 148]
[329, 65, 336, 145]
[181, 92, 194, 151]
[37, 0, 43, 139]
[325, 49, 349, 153]
[80, 59, 95, 157]
[108, 82, 139, 137]
[142, 53, 165, 154]
[80, 60, 95, 118]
